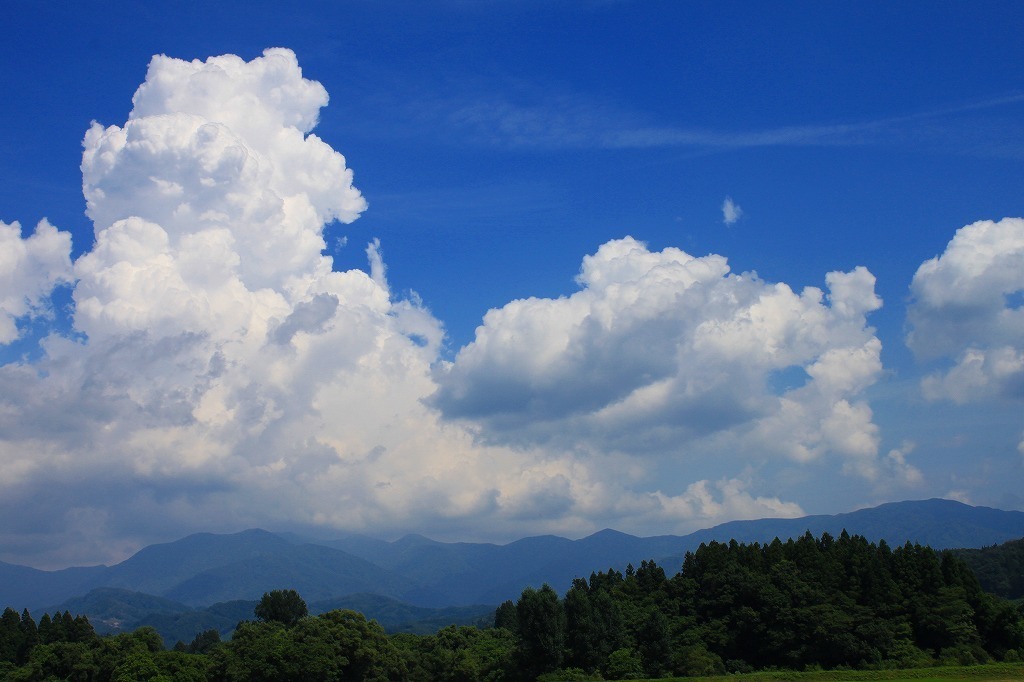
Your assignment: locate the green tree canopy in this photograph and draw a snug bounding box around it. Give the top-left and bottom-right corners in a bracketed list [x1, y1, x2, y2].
[254, 589, 308, 626]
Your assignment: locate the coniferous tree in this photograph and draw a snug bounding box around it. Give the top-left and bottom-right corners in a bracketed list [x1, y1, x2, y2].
[515, 584, 565, 677]
[0, 607, 20, 664]
[493, 600, 517, 632]
[19, 609, 37, 665]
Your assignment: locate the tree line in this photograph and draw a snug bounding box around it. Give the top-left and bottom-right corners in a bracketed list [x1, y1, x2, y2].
[2, 531, 1023, 681]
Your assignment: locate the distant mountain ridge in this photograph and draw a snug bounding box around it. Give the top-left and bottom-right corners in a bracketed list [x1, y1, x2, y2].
[3, 498, 1023, 643]
[683, 498, 1024, 550]
[43, 588, 495, 645]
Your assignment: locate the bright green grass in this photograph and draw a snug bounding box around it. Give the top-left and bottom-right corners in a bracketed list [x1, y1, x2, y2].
[644, 662, 1024, 681]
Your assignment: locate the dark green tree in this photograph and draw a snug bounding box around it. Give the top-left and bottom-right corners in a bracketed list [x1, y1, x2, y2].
[212, 608, 404, 682]
[187, 628, 222, 654]
[19, 609, 38, 665]
[254, 588, 308, 626]
[395, 623, 514, 682]
[636, 607, 671, 676]
[0, 607, 21, 664]
[515, 584, 566, 677]
[494, 600, 517, 632]
[564, 581, 600, 671]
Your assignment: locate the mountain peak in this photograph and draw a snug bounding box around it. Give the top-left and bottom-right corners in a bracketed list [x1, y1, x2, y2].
[394, 533, 437, 547]
[584, 528, 634, 541]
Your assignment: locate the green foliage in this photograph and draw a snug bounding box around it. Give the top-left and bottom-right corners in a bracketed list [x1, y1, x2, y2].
[315, 593, 495, 634]
[672, 642, 725, 676]
[211, 608, 404, 681]
[3, 536, 1024, 681]
[536, 667, 601, 681]
[139, 598, 255, 645]
[110, 649, 164, 682]
[649, 661, 1024, 680]
[516, 584, 566, 676]
[0, 608, 37, 666]
[394, 624, 515, 681]
[605, 647, 644, 679]
[952, 537, 1024, 601]
[254, 588, 308, 626]
[152, 650, 211, 681]
[494, 599, 517, 632]
[184, 628, 221, 654]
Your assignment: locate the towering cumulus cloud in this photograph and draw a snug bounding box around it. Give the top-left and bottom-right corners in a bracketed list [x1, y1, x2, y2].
[0, 49, 904, 567]
[0, 49, 445, 566]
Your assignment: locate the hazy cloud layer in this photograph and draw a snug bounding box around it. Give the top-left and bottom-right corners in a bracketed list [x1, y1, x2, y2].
[0, 49, 984, 568]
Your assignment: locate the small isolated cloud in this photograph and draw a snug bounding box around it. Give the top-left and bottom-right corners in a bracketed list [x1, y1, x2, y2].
[884, 441, 924, 488]
[907, 217, 1024, 402]
[945, 490, 973, 505]
[668, 477, 805, 526]
[722, 196, 743, 225]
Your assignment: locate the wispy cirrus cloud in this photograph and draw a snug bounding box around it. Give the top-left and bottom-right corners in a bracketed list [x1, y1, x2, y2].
[431, 87, 1024, 156]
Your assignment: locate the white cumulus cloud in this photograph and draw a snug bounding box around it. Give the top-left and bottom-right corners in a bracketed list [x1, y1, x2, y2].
[0, 49, 450, 566]
[0, 220, 73, 343]
[433, 237, 885, 476]
[0, 49, 817, 568]
[908, 217, 1024, 402]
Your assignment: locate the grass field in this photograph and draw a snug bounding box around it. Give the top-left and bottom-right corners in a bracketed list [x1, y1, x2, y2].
[642, 662, 1024, 681]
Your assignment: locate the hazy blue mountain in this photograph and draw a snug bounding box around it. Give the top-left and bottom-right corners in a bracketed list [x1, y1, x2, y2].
[1, 530, 427, 611]
[44, 588, 494, 644]
[327, 498, 1024, 605]
[0, 562, 108, 611]
[309, 593, 495, 634]
[43, 587, 191, 635]
[327, 534, 577, 606]
[682, 498, 1024, 551]
[45, 591, 257, 646]
[102, 528, 295, 595]
[130, 599, 257, 646]
[3, 498, 1023, 614]
[161, 542, 425, 606]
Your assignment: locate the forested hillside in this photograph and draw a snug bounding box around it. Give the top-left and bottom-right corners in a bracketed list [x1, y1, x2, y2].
[951, 537, 1024, 602]
[488, 531, 1024, 679]
[2, 531, 1023, 681]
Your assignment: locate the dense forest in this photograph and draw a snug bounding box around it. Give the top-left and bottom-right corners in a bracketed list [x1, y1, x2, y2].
[2, 531, 1023, 681]
[953, 537, 1024, 602]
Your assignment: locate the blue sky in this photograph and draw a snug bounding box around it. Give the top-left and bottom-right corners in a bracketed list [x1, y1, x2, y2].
[1, 2, 1022, 568]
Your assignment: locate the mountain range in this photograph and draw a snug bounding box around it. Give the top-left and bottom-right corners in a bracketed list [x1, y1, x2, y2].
[3, 498, 1023, 645]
